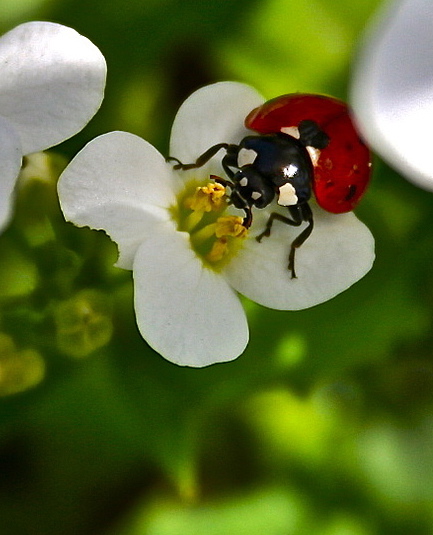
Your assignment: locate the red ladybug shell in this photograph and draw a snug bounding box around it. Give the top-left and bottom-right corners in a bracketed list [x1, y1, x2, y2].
[245, 94, 372, 214]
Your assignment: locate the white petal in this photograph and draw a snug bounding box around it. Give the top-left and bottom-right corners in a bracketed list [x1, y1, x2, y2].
[351, 0, 433, 189]
[76, 203, 174, 270]
[0, 21, 106, 154]
[224, 206, 375, 310]
[169, 82, 264, 172]
[58, 131, 182, 269]
[58, 131, 179, 225]
[0, 116, 22, 231]
[133, 225, 249, 367]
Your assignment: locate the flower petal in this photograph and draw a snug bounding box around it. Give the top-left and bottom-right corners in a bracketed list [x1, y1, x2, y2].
[0, 116, 22, 231]
[59, 130, 179, 217]
[169, 81, 264, 173]
[351, 0, 433, 189]
[78, 204, 175, 270]
[224, 205, 375, 310]
[133, 223, 249, 367]
[0, 21, 106, 154]
[58, 131, 182, 269]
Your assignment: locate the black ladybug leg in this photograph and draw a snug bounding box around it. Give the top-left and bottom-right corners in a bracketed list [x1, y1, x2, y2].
[287, 216, 314, 278]
[242, 207, 253, 229]
[166, 156, 183, 166]
[221, 146, 242, 178]
[167, 143, 230, 170]
[256, 212, 302, 242]
[256, 204, 314, 278]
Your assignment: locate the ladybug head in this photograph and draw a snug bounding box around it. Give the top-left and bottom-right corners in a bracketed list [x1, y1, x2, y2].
[230, 166, 275, 210]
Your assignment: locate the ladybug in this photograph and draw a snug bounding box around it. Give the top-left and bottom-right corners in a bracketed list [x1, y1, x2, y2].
[170, 94, 371, 278]
[245, 94, 372, 214]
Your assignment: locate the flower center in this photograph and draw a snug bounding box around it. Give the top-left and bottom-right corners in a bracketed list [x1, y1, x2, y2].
[174, 181, 248, 269]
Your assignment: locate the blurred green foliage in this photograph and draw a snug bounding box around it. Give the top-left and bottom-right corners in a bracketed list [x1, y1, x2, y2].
[2, 0, 433, 534]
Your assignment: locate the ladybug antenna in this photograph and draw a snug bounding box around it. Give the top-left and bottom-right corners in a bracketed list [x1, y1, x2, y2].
[210, 174, 234, 190]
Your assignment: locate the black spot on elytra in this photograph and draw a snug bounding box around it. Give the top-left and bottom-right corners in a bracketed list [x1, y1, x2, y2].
[345, 184, 357, 201]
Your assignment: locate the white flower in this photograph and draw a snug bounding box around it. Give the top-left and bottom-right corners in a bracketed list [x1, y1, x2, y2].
[351, 0, 433, 190]
[58, 82, 374, 367]
[0, 21, 106, 230]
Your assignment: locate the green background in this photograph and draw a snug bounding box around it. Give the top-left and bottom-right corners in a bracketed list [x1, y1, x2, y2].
[2, 0, 433, 533]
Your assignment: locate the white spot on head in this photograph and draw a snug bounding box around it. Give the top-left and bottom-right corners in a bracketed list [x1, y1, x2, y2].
[239, 176, 248, 187]
[283, 164, 298, 178]
[306, 146, 321, 166]
[238, 148, 257, 167]
[281, 126, 300, 139]
[251, 191, 262, 200]
[278, 183, 298, 206]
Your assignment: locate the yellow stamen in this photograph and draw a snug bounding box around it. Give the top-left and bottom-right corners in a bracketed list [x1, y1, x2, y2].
[176, 180, 247, 268]
[215, 216, 248, 238]
[184, 183, 227, 212]
[206, 238, 229, 263]
[204, 216, 248, 263]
